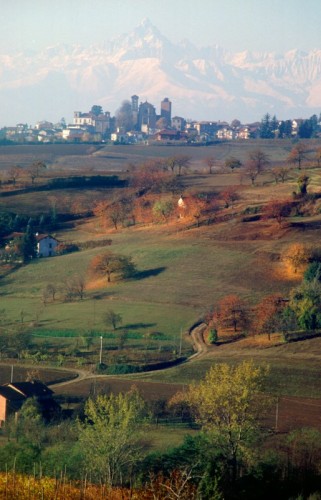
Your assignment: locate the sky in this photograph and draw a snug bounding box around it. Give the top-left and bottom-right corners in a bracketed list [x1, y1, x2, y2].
[2, 0, 321, 53]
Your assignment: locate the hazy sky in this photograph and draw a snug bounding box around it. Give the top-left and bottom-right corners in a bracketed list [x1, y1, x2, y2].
[2, 0, 321, 53]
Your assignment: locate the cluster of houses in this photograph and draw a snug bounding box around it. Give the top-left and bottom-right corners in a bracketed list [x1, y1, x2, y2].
[1, 96, 315, 145]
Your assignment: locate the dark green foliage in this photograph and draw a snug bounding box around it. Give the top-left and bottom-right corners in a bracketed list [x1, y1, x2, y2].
[20, 224, 37, 261]
[103, 310, 122, 330]
[47, 175, 126, 190]
[208, 328, 218, 343]
[105, 363, 142, 374]
[304, 261, 321, 282]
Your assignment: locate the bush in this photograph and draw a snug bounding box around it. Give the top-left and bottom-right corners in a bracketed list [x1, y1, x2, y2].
[208, 328, 218, 344]
[105, 364, 142, 374]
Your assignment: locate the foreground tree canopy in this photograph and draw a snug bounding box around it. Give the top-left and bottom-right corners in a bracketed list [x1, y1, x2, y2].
[188, 360, 269, 479]
[78, 389, 146, 485]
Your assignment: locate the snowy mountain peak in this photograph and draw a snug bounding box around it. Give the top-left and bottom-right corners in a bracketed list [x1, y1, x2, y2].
[1, 21, 321, 125]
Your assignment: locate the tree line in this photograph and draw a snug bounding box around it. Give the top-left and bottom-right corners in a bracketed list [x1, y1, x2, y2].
[2, 361, 321, 498]
[205, 243, 321, 342]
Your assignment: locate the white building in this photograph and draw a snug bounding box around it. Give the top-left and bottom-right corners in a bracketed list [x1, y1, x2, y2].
[36, 235, 59, 257]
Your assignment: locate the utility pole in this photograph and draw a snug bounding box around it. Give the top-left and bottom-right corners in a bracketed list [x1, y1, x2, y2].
[179, 327, 183, 357]
[99, 336, 103, 365]
[275, 397, 279, 432]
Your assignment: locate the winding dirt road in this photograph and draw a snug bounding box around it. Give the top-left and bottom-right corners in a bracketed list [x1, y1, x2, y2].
[49, 322, 209, 389]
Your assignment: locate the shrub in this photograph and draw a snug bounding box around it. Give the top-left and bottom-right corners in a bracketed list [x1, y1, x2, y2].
[208, 328, 218, 344]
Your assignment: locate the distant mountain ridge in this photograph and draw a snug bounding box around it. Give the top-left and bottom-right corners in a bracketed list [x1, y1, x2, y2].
[1, 18, 321, 126]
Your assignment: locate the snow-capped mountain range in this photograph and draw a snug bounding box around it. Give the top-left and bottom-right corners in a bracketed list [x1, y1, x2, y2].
[1, 18, 321, 126]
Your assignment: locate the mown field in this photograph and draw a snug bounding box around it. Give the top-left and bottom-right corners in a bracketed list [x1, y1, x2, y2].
[1, 140, 321, 407]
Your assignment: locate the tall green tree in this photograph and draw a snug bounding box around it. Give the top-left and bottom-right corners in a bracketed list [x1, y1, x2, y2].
[289, 280, 321, 330]
[78, 389, 146, 485]
[20, 224, 37, 261]
[188, 361, 269, 481]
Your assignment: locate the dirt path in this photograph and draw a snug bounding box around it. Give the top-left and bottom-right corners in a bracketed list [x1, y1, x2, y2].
[49, 322, 209, 389]
[188, 322, 208, 360]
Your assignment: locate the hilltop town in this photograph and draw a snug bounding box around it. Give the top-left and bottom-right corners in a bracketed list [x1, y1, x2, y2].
[2, 95, 321, 144]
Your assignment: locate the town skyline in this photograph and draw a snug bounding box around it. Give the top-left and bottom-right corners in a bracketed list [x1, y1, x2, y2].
[1, 11, 321, 126]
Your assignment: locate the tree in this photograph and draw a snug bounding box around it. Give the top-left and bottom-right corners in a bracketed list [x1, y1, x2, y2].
[129, 160, 173, 196]
[304, 261, 321, 282]
[183, 194, 208, 227]
[115, 100, 134, 131]
[287, 143, 308, 170]
[221, 186, 239, 208]
[90, 251, 136, 283]
[244, 161, 259, 185]
[283, 243, 311, 274]
[90, 105, 103, 116]
[78, 389, 146, 485]
[263, 199, 292, 226]
[166, 155, 190, 176]
[259, 113, 274, 139]
[62, 275, 86, 301]
[42, 283, 57, 304]
[7, 165, 23, 186]
[225, 157, 242, 172]
[290, 280, 321, 330]
[26, 161, 46, 185]
[248, 149, 270, 174]
[271, 166, 289, 183]
[20, 224, 37, 262]
[104, 309, 123, 330]
[153, 199, 174, 223]
[254, 294, 286, 338]
[188, 361, 269, 481]
[215, 295, 249, 333]
[278, 119, 293, 138]
[297, 172, 309, 195]
[94, 197, 134, 231]
[204, 157, 216, 174]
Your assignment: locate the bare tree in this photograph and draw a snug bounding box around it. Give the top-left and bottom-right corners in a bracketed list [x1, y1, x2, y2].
[103, 310, 123, 330]
[205, 156, 216, 174]
[248, 149, 270, 174]
[244, 161, 259, 185]
[7, 165, 23, 186]
[287, 143, 308, 170]
[27, 161, 46, 185]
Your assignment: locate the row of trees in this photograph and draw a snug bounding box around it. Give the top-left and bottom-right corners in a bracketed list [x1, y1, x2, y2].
[259, 113, 321, 139]
[206, 244, 321, 340]
[3, 161, 46, 187]
[3, 361, 321, 498]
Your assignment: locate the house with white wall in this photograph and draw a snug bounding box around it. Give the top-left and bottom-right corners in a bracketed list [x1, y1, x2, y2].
[36, 234, 59, 257]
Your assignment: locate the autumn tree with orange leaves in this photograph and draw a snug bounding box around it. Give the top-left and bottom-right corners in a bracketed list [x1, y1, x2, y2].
[215, 295, 250, 333]
[94, 197, 134, 230]
[263, 199, 292, 226]
[89, 251, 136, 283]
[287, 142, 308, 170]
[283, 243, 311, 274]
[221, 186, 239, 208]
[254, 294, 286, 339]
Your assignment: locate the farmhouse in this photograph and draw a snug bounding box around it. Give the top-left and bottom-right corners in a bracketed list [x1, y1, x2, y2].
[0, 381, 59, 426]
[36, 234, 58, 257]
